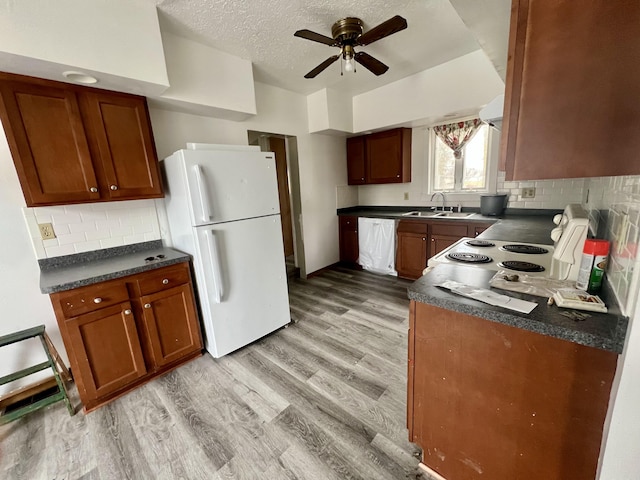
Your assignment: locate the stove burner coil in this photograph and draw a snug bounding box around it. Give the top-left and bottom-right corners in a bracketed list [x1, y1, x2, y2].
[500, 244, 549, 255]
[446, 252, 493, 264]
[498, 261, 545, 272]
[465, 240, 495, 247]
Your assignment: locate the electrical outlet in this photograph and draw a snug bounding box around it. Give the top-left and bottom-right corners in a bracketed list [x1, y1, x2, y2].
[403, 192, 409, 200]
[521, 187, 536, 198]
[38, 223, 56, 240]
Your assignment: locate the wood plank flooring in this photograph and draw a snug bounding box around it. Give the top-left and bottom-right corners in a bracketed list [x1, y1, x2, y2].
[0, 266, 428, 480]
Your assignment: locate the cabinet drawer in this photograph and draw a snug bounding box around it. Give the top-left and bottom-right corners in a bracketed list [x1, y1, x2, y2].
[135, 263, 190, 296]
[430, 223, 468, 237]
[339, 215, 358, 231]
[55, 282, 129, 319]
[397, 220, 428, 234]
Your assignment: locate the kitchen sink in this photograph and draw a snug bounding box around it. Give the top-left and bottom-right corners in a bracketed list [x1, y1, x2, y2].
[402, 211, 475, 219]
[434, 212, 475, 219]
[401, 211, 440, 217]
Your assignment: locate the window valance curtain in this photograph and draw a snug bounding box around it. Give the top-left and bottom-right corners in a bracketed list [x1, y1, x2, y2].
[433, 118, 482, 159]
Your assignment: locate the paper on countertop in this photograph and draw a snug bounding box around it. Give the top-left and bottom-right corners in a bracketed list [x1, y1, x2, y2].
[438, 280, 538, 314]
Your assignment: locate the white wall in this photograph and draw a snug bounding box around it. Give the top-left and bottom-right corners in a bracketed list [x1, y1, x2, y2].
[154, 33, 256, 120]
[352, 50, 504, 133]
[0, 123, 63, 395]
[598, 299, 640, 479]
[0, 0, 168, 96]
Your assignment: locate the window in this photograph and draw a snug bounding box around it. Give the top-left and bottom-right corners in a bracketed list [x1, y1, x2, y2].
[431, 123, 491, 192]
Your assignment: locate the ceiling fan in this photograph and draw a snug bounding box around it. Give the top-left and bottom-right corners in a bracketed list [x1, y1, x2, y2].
[294, 15, 408, 79]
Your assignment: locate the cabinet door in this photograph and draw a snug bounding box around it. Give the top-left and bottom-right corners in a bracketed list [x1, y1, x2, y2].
[0, 80, 100, 206]
[396, 231, 428, 280]
[339, 216, 359, 264]
[346, 136, 366, 185]
[140, 284, 202, 369]
[66, 302, 146, 402]
[82, 92, 163, 200]
[502, 0, 640, 179]
[366, 128, 411, 184]
[429, 234, 459, 259]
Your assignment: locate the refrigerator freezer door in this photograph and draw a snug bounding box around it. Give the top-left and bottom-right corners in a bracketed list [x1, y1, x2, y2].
[193, 215, 290, 357]
[181, 149, 280, 226]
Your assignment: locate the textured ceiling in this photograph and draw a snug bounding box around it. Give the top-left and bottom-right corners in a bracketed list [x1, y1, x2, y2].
[147, 0, 490, 96]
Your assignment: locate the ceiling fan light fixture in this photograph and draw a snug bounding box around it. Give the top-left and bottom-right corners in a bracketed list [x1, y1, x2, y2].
[343, 45, 355, 73]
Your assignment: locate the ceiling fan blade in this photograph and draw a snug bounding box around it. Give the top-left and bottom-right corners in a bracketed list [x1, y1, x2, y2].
[304, 55, 340, 78]
[356, 15, 407, 46]
[294, 29, 337, 46]
[354, 52, 389, 76]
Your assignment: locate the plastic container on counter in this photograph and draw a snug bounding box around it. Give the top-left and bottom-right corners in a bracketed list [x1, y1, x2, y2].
[575, 239, 610, 292]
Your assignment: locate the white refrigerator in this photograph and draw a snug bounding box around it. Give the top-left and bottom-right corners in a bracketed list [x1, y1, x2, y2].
[161, 144, 291, 358]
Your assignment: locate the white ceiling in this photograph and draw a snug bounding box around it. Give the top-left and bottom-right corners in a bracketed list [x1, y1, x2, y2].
[148, 0, 510, 96]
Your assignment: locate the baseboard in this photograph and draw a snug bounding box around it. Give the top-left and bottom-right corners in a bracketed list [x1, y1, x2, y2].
[418, 463, 447, 480]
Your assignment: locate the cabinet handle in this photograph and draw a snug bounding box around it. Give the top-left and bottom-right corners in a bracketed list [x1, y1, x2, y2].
[89, 187, 98, 193]
[422, 237, 426, 241]
[124, 309, 132, 315]
[144, 303, 151, 309]
[93, 297, 102, 304]
[162, 279, 169, 285]
[361, 177, 364, 181]
[431, 238, 435, 242]
[110, 185, 118, 191]
[396, 174, 400, 178]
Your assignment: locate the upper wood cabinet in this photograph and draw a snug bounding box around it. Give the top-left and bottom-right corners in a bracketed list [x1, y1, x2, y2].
[501, 0, 640, 180]
[346, 128, 411, 185]
[0, 73, 163, 206]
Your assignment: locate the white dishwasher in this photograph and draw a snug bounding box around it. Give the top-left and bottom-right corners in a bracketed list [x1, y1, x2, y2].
[357, 217, 397, 276]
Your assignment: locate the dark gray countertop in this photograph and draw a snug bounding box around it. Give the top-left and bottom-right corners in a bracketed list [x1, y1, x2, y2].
[408, 264, 627, 353]
[40, 240, 191, 294]
[337, 206, 561, 242]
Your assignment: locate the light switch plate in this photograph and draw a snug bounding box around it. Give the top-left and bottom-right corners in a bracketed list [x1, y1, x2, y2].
[38, 223, 56, 240]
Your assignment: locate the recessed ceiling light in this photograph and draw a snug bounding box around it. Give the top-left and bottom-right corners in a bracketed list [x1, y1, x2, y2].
[62, 71, 98, 84]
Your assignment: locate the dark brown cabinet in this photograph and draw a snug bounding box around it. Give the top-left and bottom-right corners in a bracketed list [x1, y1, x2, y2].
[501, 0, 640, 180]
[65, 302, 147, 401]
[396, 221, 428, 280]
[339, 215, 359, 265]
[346, 136, 366, 185]
[346, 128, 411, 185]
[0, 73, 162, 206]
[408, 301, 617, 480]
[50, 262, 202, 412]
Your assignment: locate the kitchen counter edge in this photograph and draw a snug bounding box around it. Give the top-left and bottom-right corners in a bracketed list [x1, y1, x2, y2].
[408, 264, 628, 354]
[40, 244, 192, 294]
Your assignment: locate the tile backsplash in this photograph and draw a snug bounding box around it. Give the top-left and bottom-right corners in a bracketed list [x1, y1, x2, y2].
[497, 171, 585, 209]
[583, 175, 640, 316]
[22, 199, 161, 259]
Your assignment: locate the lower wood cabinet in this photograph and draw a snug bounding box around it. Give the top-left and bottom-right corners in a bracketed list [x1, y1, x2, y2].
[408, 301, 617, 480]
[396, 221, 428, 279]
[339, 215, 359, 265]
[50, 262, 202, 412]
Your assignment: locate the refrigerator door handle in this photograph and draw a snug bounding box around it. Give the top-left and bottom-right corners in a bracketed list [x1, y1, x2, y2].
[193, 164, 213, 223]
[206, 230, 224, 303]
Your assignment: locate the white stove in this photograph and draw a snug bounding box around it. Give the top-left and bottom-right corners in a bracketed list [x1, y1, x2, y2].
[428, 238, 555, 276]
[427, 204, 590, 281]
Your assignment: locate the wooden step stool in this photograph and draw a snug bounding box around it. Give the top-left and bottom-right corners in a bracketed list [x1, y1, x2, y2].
[0, 325, 74, 424]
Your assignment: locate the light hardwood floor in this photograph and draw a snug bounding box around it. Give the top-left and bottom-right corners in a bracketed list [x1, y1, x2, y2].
[1, 266, 427, 480]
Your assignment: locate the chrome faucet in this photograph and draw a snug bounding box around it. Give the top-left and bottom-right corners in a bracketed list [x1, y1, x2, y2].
[430, 192, 446, 211]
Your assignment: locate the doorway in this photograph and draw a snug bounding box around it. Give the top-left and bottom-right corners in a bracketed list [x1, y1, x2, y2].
[248, 131, 305, 279]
